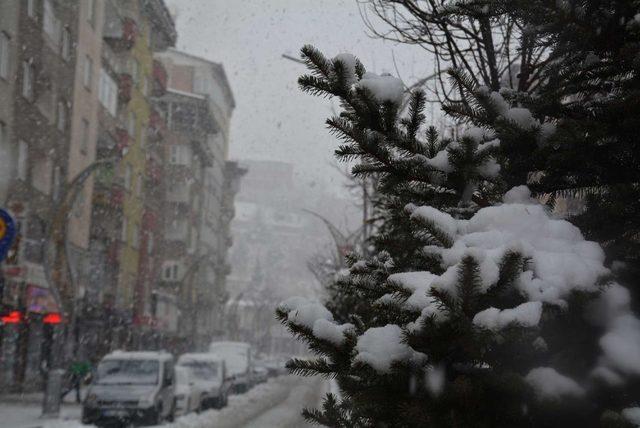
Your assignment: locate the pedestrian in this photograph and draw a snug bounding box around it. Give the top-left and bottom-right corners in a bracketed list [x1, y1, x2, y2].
[62, 360, 91, 403]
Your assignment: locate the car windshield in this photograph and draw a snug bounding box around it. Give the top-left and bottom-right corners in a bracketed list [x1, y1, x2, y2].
[179, 361, 219, 381]
[96, 359, 159, 385]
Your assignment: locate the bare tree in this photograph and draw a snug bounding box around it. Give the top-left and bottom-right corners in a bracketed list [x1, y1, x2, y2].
[358, 0, 549, 101]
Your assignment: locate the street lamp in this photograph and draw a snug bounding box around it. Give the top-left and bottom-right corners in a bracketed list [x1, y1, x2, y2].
[41, 156, 120, 417]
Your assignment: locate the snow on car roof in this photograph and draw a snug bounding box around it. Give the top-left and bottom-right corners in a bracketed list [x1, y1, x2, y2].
[178, 353, 223, 363]
[209, 341, 251, 350]
[103, 350, 173, 361]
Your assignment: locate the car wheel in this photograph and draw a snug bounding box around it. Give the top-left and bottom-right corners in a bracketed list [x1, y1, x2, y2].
[147, 404, 162, 426]
[167, 401, 175, 422]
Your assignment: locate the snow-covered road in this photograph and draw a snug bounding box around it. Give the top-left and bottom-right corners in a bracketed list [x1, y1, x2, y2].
[159, 375, 324, 428]
[1, 376, 324, 428]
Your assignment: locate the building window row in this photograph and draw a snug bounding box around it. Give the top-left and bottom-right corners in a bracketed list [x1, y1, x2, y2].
[0, 32, 10, 80]
[98, 68, 118, 116]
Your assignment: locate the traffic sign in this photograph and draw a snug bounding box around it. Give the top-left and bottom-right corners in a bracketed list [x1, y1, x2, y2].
[0, 209, 16, 262]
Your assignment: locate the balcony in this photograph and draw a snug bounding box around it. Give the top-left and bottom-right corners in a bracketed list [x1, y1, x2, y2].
[93, 185, 124, 208]
[115, 127, 131, 151]
[146, 158, 162, 184]
[103, 11, 138, 52]
[118, 73, 133, 104]
[151, 60, 168, 96]
[148, 109, 166, 142]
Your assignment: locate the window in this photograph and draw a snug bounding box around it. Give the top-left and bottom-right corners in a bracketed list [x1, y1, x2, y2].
[124, 164, 132, 190]
[83, 55, 92, 89]
[27, 0, 37, 18]
[147, 235, 154, 254]
[43, 0, 60, 46]
[56, 100, 66, 131]
[127, 112, 136, 136]
[121, 218, 127, 242]
[162, 261, 180, 281]
[0, 122, 5, 147]
[87, 0, 96, 27]
[22, 61, 34, 100]
[0, 32, 10, 80]
[52, 166, 61, 201]
[130, 59, 140, 85]
[18, 140, 28, 181]
[98, 68, 118, 116]
[132, 224, 139, 248]
[81, 118, 89, 154]
[169, 145, 191, 165]
[32, 155, 52, 195]
[136, 173, 142, 196]
[61, 26, 71, 60]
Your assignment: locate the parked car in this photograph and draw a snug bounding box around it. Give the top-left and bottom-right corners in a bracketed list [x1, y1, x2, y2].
[82, 351, 175, 426]
[177, 353, 231, 409]
[174, 365, 204, 416]
[209, 341, 253, 394]
[252, 366, 268, 384]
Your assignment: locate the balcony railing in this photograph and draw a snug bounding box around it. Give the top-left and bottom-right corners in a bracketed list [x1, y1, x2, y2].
[118, 73, 133, 104]
[146, 158, 162, 184]
[104, 15, 138, 51]
[148, 109, 166, 142]
[115, 127, 131, 151]
[151, 60, 168, 96]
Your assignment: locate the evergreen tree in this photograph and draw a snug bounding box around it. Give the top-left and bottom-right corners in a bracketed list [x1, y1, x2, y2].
[277, 46, 640, 427]
[440, 0, 640, 291]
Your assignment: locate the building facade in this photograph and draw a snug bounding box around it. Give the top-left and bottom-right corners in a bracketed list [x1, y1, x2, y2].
[0, 0, 79, 391]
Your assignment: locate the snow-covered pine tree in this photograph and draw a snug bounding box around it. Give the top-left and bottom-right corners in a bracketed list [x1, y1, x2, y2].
[442, 0, 640, 290]
[277, 47, 640, 427]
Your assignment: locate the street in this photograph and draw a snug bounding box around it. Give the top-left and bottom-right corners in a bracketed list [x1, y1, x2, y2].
[0, 376, 324, 428]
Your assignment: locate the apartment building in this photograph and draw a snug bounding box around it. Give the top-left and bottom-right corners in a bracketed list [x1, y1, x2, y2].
[154, 49, 238, 349]
[0, 0, 79, 391]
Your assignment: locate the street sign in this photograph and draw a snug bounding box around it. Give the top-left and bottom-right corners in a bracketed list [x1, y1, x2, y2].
[0, 209, 16, 262]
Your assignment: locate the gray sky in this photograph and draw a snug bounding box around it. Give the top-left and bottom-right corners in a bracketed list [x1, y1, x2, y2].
[167, 0, 434, 193]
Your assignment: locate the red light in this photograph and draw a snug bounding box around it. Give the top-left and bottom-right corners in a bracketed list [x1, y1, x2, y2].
[1, 311, 23, 324]
[43, 313, 63, 324]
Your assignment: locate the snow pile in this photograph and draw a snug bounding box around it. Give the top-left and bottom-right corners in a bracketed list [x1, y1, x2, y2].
[279, 297, 332, 329]
[503, 185, 537, 204]
[409, 205, 458, 238]
[623, 408, 640, 426]
[313, 319, 354, 345]
[333, 53, 358, 86]
[480, 86, 556, 141]
[525, 367, 585, 400]
[502, 107, 540, 130]
[355, 324, 426, 373]
[394, 191, 610, 306]
[356, 72, 404, 104]
[425, 148, 453, 173]
[387, 271, 440, 310]
[279, 297, 352, 345]
[473, 302, 543, 331]
[384, 187, 640, 380]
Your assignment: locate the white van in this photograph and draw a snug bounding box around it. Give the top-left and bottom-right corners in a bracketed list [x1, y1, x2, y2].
[209, 341, 253, 393]
[82, 351, 175, 426]
[177, 353, 232, 409]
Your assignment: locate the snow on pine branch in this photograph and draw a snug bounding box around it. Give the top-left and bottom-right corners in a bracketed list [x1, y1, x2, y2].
[381, 186, 640, 380]
[278, 297, 353, 346]
[354, 324, 426, 373]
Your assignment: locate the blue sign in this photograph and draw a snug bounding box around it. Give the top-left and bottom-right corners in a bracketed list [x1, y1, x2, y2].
[0, 209, 16, 262]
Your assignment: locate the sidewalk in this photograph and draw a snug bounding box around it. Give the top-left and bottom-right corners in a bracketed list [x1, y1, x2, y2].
[0, 389, 88, 428]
